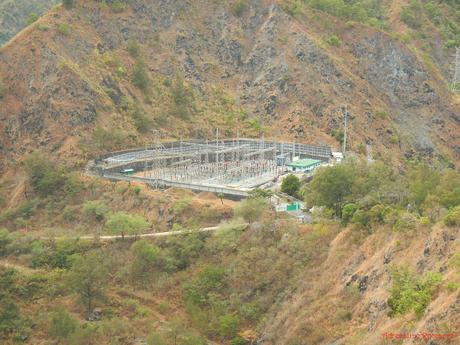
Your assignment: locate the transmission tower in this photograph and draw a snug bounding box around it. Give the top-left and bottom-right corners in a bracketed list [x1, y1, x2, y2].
[453, 47, 460, 91]
[342, 105, 348, 157]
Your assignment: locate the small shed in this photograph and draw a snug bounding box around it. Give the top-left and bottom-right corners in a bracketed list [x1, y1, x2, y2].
[286, 158, 322, 172]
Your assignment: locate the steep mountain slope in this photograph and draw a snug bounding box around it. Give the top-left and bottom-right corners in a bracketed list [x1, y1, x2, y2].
[0, 0, 458, 172]
[0, 0, 58, 45]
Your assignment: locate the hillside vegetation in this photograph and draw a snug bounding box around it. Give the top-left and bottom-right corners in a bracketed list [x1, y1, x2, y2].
[0, 0, 458, 172]
[0, 1, 459, 344]
[0, 0, 58, 45]
[0, 154, 459, 344]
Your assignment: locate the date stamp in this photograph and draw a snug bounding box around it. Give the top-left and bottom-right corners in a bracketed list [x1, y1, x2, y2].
[382, 332, 457, 341]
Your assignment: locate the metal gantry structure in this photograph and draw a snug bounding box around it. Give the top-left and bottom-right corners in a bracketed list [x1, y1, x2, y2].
[97, 137, 332, 196]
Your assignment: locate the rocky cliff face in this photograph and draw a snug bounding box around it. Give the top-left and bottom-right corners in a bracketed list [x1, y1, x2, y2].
[0, 0, 458, 168]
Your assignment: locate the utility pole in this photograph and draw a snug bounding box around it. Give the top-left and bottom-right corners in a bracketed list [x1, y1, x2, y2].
[216, 128, 219, 166]
[342, 105, 348, 157]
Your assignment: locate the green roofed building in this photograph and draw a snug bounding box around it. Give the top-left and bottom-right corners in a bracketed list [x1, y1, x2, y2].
[287, 158, 322, 172]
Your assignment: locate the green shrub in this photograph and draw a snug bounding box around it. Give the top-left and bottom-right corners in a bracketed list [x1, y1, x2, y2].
[83, 200, 109, 222]
[127, 40, 140, 58]
[69, 252, 109, 316]
[393, 211, 418, 232]
[171, 77, 193, 119]
[388, 267, 442, 318]
[24, 153, 67, 196]
[27, 13, 39, 25]
[234, 198, 266, 223]
[90, 127, 127, 152]
[450, 253, 460, 272]
[247, 188, 273, 199]
[447, 282, 459, 292]
[132, 60, 151, 93]
[48, 306, 77, 340]
[325, 35, 341, 46]
[231, 0, 248, 17]
[130, 240, 162, 283]
[341, 203, 358, 225]
[400, 0, 424, 29]
[131, 103, 153, 132]
[219, 314, 240, 339]
[444, 206, 460, 227]
[173, 197, 193, 216]
[184, 265, 226, 306]
[62, 0, 75, 9]
[58, 23, 70, 36]
[351, 209, 370, 229]
[105, 212, 149, 237]
[281, 174, 301, 197]
[111, 0, 128, 13]
[0, 229, 11, 256]
[147, 332, 167, 345]
[0, 79, 6, 99]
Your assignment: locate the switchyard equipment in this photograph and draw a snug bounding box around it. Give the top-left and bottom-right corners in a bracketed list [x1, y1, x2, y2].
[94, 138, 332, 198]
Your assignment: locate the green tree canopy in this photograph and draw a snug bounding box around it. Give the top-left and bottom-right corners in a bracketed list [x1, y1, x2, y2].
[105, 212, 149, 238]
[48, 306, 77, 340]
[234, 197, 267, 223]
[68, 252, 109, 316]
[305, 163, 356, 216]
[281, 174, 301, 197]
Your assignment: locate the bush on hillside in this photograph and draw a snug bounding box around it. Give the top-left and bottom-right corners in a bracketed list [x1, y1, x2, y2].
[131, 102, 153, 132]
[105, 212, 150, 238]
[62, 0, 74, 9]
[281, 174, 301, 197]
[27, 12, 39, 25]
[132, 60, 151, 93]
[231, 0, 248, 17]
[48, 306, 77, 340]
[388, 267, 441, 318]
[444, 206, 460, 227]
[234, 197, 266, 223]
[130, 240, 162, 283]
[184, 265, 226, 306]
[23, 153, 67, 196]
[341, 203, 357, 225]
[69, 251, 109, 316]
[0, 79, 6, 98]
[83, 200, 109, 222]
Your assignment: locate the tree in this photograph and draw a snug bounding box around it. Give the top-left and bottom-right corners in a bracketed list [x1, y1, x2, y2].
[219, 314, 240, 339]
[445, 206, 460, 227]
[83, 200, 109, 222]
[69, 252, 109, 316]
[24, 153, 67, 196]
[62, 0, 75, 9]
[408, 163, 440, 210]
[341, 203, 358, 225]
[305, 163, 356, 216]
[0, 268, 21, 338]
[27, 13, 39, 25]
[105, 212, 149, 239]
[130, 240, 162, 283]
[234, 198, 266, 223]
[281, 174, 301, 197]
[132, 60, 151, 93]
[49, 306, 77, 340]
[248, 188, 273, 199]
